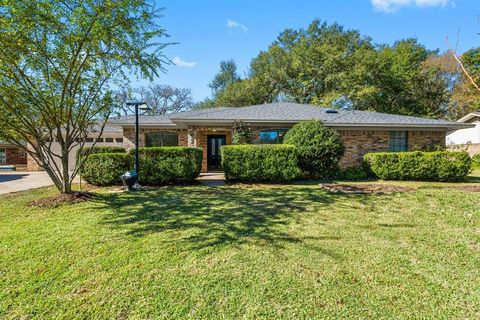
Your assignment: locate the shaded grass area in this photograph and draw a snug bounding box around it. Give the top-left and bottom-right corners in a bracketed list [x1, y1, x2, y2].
[0, 177, 479, 319]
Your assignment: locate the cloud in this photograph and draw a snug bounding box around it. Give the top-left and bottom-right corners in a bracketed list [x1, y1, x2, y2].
[371, 0, 453, 12]
[172, 56, 196, 68]
[226, 19, 248, 32]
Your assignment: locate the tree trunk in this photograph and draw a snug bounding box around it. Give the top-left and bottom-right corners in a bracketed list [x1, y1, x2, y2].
[61, 147, 72, 194]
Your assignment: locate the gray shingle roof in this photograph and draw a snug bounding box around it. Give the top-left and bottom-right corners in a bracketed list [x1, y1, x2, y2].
[108, 107, 232, 127]
[109, 102, 470, 129]
[0, 140, 26, 146]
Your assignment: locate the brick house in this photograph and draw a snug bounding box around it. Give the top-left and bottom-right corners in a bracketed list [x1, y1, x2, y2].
[109, 103, 472, 173]
[0, 141, 27, 171]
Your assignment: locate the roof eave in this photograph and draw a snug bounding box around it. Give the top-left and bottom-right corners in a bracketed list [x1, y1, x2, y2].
[171, 119, 472, 130]
[457, 112, 480, 123]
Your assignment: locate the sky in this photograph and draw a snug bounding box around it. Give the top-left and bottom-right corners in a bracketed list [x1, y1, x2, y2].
[138, 0, 480, 102]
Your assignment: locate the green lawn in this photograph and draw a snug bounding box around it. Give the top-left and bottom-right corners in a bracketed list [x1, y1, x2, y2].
[1, 176, 479, 319]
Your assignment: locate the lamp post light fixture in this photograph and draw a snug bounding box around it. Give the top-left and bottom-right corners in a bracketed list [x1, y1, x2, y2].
[126, 101, 151, 190]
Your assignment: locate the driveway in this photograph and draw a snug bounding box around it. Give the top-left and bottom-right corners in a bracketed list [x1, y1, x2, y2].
[0, 172, 54, 194]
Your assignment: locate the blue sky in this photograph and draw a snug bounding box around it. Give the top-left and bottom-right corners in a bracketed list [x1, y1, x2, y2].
[140, 0, 479, 102]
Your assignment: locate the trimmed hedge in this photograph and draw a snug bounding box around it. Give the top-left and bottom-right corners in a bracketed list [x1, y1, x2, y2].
[221, 144, 302, 181]
[283, 120, 345, 178]
[472, 154, 480, 170]
[129, 147, 203, 185]
[364, 151, 471, 182]
[81, 153, 131, 186]
[338, 165, 371, 181]
[77, 146, 126, 158]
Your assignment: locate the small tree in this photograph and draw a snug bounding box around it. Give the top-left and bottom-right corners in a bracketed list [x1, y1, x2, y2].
[0, 0, 170, 194]
[232, 120, 253, 144]
[283, 120, 345, 178]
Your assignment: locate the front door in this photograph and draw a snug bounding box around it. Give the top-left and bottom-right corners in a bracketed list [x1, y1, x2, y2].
[207, 135, 226, 171]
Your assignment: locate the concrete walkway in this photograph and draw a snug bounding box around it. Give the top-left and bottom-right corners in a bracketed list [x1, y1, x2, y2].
[197, 172, 225, 187]
[0, 172, 54, 194]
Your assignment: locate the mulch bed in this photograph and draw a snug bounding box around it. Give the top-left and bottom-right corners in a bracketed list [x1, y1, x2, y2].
[451, 185, 480, 192]
[29, 191, 96, 208]
[320, 183, 416, 194]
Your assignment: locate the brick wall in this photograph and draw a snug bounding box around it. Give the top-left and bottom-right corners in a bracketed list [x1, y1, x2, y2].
[3, 147, 27, 166]
[408, 131, 445, 150]
[337, 130, 390, 168]
[122, 128, 188, 151]
[337, 130, 446, 168]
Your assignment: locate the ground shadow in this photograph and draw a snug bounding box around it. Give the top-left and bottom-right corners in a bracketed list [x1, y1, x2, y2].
[93, 184, 386, 254]
[0, 174, 29, 183]
[465, 174, 480, 184]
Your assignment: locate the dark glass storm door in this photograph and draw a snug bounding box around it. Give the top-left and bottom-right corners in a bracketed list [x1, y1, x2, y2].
[207, 135, 226, 171]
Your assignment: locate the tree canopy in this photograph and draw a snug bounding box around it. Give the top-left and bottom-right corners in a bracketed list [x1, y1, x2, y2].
[204, 19, 480, 119]
[115, 84, 193, 115]
[208, 59, 240, 95]
[0, 0, 170, 193]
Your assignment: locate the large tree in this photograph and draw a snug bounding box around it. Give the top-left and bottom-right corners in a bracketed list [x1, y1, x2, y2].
[116, 84, 193, 115]
[214, 19, 462, 118]
[0, 0, 169, 193]
[448, 48, 480, 118]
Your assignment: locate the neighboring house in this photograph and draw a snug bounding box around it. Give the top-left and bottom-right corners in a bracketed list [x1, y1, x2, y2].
[109, 102, 472, 173]
[0, 141, 27, 171]
[25, 125, 124, 172]
[446, 111, 480, 156]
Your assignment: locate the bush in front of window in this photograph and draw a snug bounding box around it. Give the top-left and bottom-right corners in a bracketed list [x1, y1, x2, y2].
[221, 145, 302, 182]
[283, 120, 345, 178]
[364, 151, 472, 182]
[130, 147, 203, 185]
[81, 153, 131, 186]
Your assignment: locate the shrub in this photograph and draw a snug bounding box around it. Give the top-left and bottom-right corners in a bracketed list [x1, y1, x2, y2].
[364, 151, 471, 182]
[78, 145, 125, 158]
[472, 154, 480, 170]
[221, 144, 302, 182]
[283, 120, 345, 178]
[232, 120, 253, 144]
[81, 153, 131, 186]
[130, 147, 203, 185]
[338, 165, 371, 181]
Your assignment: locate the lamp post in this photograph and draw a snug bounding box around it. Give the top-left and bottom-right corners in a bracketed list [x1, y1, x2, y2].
[126, 101, 151, 189]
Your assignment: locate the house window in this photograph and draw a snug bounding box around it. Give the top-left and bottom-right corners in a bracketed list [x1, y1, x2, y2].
[96, 138, 104, 143]
[105, 138, 114, 143]
[19, 149, 26, 158]
[389, 131, 408, 152]
[145, 132, 179, 147]
[85, 138, 94, 143]
[115, 138, 124, 143]
[259, 129, 289, 144]
[0, 148, 5, 164]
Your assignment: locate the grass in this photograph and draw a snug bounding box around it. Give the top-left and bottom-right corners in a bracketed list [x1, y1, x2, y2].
[1, 175, 479, 319]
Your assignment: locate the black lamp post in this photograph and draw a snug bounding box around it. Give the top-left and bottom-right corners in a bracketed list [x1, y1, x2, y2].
[126, 101, 151, 189]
